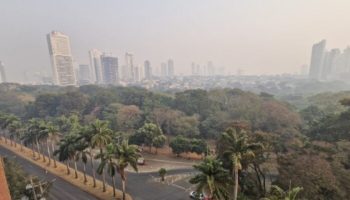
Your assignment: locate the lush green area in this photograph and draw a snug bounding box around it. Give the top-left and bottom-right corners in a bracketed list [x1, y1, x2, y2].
[1, 82, 350, 200]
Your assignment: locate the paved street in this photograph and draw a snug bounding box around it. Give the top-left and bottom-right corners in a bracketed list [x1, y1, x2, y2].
[0, 146, 98, 200]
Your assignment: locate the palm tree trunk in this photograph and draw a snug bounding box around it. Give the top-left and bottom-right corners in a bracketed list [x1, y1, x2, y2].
[20, 140, 23, 152]
[83, 163, 87, 183]
[46, 140, 51, 166]
[32, 143, 36, 158]
[112, 175, 116, 197]
[66, 161, 71, 175]
[74, 161, 78, 179]
[102, 169, 106, 192]
[100, 148, 106, 192]
[89, 148, 96, 187]
[51, 143, 57, 168]
[36, 139, 41, 160]
[122, 178, 126, 200]
[41, 142, 46, 162]
[233, 167, 239, 200]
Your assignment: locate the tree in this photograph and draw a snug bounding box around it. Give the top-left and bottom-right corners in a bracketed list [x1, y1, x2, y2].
[169, 135, 191, 157]
[158, 168, 167, 182]
[116, 105, 142, 133]
[262, 185, 303, 200]
[74, 142, 89, 184]
[190, 139, 208, 156]
[115, 140, 141, 200]
[134, 123, 166, 153]
[90, 119, 113, 192]
[189, 157, 231, 200]
[218, 127, 263, 200]
[54, 134, 79, 178]
[40, 122, 61, 167]
[95, 144, 118, 197]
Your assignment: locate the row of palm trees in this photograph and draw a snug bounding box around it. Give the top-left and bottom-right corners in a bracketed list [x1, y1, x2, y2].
[0, 113, 140, 200]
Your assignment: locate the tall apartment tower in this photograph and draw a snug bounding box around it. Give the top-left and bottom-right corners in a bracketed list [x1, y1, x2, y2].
[101, 53, 119, 85]
[47, 31, 76, 86]
[144, 60, 152, 80]
[161, 63, 167, 77]
[309, 40, 326, 80]
[89, 49, 103, 84]
[167, 59, 174, 77]
[123, 52, 134, 81]
[0, 61, 7, 83]
[78, 64, 91, 85]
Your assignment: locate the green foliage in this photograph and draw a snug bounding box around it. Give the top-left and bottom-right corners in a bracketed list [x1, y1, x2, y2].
[158, 168, 167, 181]
[189, 157, 232, 199]
[169, 135, 191, 156]
[3, 157, 28, 199]
[131, 123, 165, 150]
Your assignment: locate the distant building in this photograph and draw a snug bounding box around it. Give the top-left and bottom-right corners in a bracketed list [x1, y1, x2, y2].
[144, 60, 152, 80]
[161, 62, 167, 77]
[191, 62, 197, 75]
[0, 61, 7, 83]
[47, 31, 76, 86]
[309, 40, 326, 80]
[207, 61, 214, 76]
[89, 49, 103, 84]
[124, 53, 134, 81]
[134, 66, 140, 82]
[78, 64, 91, 85]
[101, 54, 118, 84]
[321, 48, 340, 80]
[167, 59, 174, 77]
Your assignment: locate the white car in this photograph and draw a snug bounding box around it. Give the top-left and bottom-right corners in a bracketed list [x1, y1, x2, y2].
[189, 191, 204, 200]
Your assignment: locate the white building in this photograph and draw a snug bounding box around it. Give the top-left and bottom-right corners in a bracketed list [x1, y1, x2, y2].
[0, 61, 6, 83]
[47, 31, 76, 86]
[89, 49, 103, 84]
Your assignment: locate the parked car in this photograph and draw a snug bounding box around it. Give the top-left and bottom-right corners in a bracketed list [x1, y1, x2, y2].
[189, 191, 204, 200]
[137, 157, 145, 165]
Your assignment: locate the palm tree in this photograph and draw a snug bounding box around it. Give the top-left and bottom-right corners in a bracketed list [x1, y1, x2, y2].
[219, 127, 263, 200]
[96, 144, 118, 197]
[26, 119, 44, 160]
[54, 134, 79, 178]
[115, 139, 141, 200]
[75, 142, 90, 184]
[1, 114, 19, 145]
[40, 122, 61, 167]
[261, 185, 303, 200]
[7, 118, 21, 148]
[90, 120, 113, 192]
[189, 157, 231, 200]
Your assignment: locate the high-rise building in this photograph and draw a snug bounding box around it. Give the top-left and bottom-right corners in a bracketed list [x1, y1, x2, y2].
[321, 48, 340, 80]
[161, 63, 167, 77]
[309, 40, 326, 80]
[78, 64, 91, 85]
[89, 49, 103, 84]
[124, 53, 134, 81]
[0, 61, 6, 83]
[144, 60, 152, 80]
[47, 31, 76, 86]
[101, 54, 119, 85]
[167, 59, 174, 77]
[191, 62, 197, 76]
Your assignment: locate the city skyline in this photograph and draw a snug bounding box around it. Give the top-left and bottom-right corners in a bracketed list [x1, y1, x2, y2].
[3, 1, 350, 82]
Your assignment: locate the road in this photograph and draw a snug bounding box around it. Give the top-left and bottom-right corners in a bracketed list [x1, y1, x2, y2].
[0, 146, 98, 200]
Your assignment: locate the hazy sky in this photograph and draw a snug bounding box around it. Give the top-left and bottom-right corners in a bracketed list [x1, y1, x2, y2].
[2, 0, 350, 82]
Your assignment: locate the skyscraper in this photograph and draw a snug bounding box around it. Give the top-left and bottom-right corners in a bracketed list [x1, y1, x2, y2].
[161, 62, 167, 77]
[167, 59, 174, 77]
[309, 40, 326, 80]
[321, 48, 340, 80]
[0, 61, 6, 83]
[144, 60, 152, 80]
[124, 52, 134, 81]
[78, 64, 91, 85]
[101, 54, 119, 85]
[207, 61, 215, 76]
[47, 31, 76, 86]
[89, 49, 103, 84]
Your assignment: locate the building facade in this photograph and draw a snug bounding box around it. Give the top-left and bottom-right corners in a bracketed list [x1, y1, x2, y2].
[47, 31, 76, 86]
[101, 54, 119, 84]
[89, 49, 103, 84]
[0, 61, 6, 83]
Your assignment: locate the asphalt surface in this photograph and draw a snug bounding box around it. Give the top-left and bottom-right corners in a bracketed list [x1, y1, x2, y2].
[2, 141, 197, 200]
[0, 146, 98, 200]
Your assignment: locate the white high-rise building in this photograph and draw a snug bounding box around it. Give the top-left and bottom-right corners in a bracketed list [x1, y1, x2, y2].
[89, 49, 103, 84]
[0, 61, 7, 83]
[167, 59, 174, 77]
[78, 64, 91, 85]
[124, 52, 134, 81]
[309, 40, 326, 80]
[47, 31, 76, 86]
